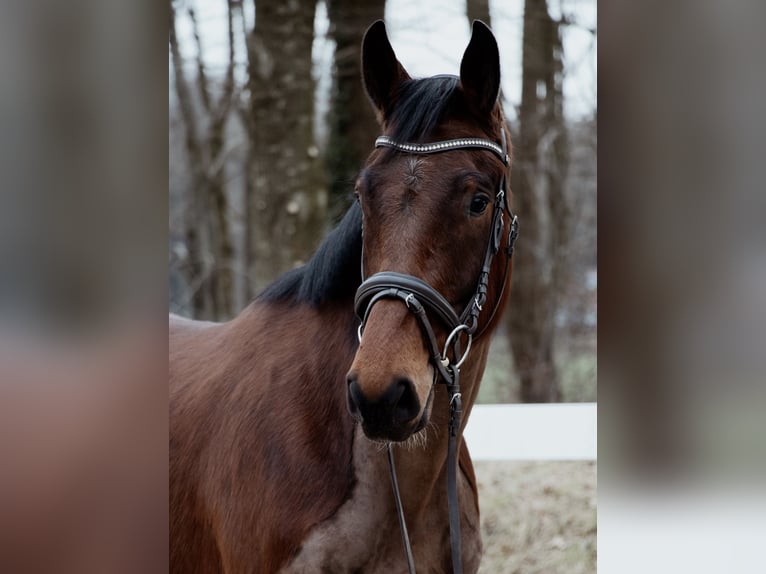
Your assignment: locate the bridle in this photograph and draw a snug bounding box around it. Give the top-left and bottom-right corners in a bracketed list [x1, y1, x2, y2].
[353, 129, 519, 574]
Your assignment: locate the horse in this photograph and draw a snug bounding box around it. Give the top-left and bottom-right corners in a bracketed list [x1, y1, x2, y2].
[170, 20, 517, 574]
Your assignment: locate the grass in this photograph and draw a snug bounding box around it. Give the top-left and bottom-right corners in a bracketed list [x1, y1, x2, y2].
[475, 461, 597, 573]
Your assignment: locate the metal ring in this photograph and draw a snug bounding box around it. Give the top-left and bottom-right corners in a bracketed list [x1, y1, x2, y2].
[441, 325, 473, 369]
[443, 324, 469, 354]
[453, 335, 472, 369]
[404, 293, 415, 308]
[357, 323, 363, 343]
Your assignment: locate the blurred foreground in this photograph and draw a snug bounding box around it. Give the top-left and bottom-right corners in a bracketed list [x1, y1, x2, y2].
[0, 326, 168, 573]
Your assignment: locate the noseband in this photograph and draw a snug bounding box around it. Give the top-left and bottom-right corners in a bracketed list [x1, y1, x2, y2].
[353, 130, 519, 574]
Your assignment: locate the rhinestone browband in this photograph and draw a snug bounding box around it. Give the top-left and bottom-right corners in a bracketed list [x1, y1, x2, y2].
[375, 135, 509, 166]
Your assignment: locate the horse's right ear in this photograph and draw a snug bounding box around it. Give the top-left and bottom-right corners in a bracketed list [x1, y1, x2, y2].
[362, 20, 411, 121]
[460, 20, 501, 117]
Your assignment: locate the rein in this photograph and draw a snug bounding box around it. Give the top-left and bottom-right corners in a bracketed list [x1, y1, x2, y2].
[354, 131, 519, 574]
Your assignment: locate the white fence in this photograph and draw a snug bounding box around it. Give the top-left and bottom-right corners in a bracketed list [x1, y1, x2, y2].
[464, 403, 597, 461]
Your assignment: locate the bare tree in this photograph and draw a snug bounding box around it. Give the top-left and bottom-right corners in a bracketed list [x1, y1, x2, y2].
[243, 0, 326, 294]
[507, 0, 570, 402]
[466, 0, 492, 28]
[169, 0, 238, 320]
[325, 0, 385, 221]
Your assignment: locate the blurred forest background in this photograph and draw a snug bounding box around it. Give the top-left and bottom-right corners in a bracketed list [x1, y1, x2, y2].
[169, 0, 596, 404]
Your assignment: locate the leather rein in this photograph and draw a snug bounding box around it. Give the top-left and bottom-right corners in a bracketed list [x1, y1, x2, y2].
[353, 130, 519, 574]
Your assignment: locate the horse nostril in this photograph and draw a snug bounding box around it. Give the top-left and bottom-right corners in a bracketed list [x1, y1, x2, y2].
[346, 374, 362, 417]
[391, 377, 420, 424]
[346, 374, 421, 429]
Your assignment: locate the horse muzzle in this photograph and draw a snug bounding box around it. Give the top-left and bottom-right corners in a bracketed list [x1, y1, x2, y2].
[346, 299, 435, 442]
[346, 371, 426, 441]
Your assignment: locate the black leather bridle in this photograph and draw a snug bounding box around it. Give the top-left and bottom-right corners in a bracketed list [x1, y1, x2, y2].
[353, 130, 519, 574]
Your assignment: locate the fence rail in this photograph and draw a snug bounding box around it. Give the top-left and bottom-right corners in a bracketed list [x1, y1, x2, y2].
[464, 403, 597, 461]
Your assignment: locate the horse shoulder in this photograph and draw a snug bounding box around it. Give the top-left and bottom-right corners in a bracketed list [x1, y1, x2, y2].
[171, 305, 358, 572]
[169, 316, 234, 573]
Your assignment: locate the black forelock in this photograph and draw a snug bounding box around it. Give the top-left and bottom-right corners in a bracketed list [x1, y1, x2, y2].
[257, 202, 363, 307]
[389, 75, 460, 143]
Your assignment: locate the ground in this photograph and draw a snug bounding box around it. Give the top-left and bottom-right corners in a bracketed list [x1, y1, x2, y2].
[475, 461, 597, 573]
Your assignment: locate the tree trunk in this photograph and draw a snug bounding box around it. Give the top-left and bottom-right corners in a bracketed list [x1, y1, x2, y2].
[508, 0, 568, 402]
[244, 0, 326, 294]
[170, 3, 206, 317]
[466, 0, 492, 28]
[325, 0, 385, 222]
[543, 8, 571, 304]
[169, 0, 236, 320]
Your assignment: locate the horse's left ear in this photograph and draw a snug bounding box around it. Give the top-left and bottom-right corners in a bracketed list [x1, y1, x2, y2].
[362, 20, 411, 120]
[460, 20, 501, 116]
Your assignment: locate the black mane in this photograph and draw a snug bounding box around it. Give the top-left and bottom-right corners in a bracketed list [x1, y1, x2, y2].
[389, 75, 460, 143]
[257, 203, 362, 307]
[258, 76, 459, 308]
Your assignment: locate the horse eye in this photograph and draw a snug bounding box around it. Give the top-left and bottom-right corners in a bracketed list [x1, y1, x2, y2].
[469, 195, 490, 215]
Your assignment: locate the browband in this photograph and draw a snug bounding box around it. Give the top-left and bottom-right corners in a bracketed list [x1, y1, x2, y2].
[375, 135, 509, 166]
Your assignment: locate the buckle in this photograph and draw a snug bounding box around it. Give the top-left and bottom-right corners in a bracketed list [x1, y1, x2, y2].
[494, 188, 507, 253]
[506, 215, 519, 257]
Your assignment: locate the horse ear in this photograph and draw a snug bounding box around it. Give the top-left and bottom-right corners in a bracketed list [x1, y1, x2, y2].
[362, 20, 411, 120]
[460, 20, 501, 116]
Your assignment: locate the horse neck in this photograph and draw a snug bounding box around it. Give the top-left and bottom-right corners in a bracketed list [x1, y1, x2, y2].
[357, 335, 492, 521]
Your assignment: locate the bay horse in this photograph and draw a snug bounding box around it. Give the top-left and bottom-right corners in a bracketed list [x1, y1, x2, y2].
[170, 20, 517, 574]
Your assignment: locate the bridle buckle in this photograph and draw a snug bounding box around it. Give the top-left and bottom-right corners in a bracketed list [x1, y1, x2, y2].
[473, 296, 483, 312]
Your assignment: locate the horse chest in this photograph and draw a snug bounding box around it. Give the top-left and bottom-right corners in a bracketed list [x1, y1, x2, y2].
[280, 430, 482, 574]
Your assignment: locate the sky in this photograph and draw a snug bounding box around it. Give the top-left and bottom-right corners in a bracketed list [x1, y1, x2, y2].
[382, 0, 596, 120]
[173, 0, 596, 129]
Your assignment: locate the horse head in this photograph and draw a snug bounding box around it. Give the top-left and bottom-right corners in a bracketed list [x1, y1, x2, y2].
[346, 21, 516, 443]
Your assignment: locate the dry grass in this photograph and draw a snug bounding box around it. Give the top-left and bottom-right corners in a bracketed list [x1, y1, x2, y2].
[475, 461, 597, 574]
